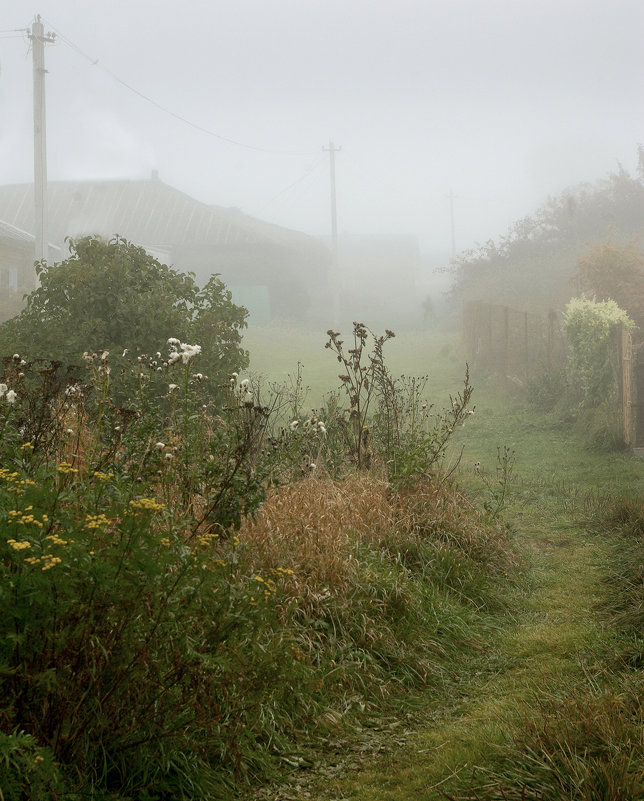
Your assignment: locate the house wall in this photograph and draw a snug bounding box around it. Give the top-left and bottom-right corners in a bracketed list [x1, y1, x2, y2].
[0, 241, 36, 292]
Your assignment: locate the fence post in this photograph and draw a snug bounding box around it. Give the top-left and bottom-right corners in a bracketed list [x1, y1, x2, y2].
[503, 306, 509, 387]
[620, 326, 633, 447]
[547, 310, 557, 375]
[524, 311, 529, 378]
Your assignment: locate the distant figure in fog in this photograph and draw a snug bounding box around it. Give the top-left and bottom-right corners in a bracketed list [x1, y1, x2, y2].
[422, 295, 434, 327]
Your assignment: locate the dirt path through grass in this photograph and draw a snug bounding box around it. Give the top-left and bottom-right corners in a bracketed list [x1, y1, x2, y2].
[277, 386, 638, 800]
[283, 508, 614, 800]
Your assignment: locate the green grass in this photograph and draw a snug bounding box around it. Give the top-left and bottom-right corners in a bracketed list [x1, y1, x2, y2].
[250, 328, 644, 801]
[5, 323, 642, 799]
[242, 322, 465, 409]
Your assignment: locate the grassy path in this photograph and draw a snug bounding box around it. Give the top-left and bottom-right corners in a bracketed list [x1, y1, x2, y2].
[278, 389, 643, 800]
[285, 519, 613, 799]
[240, 327, 642, 799]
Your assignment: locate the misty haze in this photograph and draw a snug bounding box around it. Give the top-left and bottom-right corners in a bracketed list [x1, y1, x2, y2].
[1, 1, 644, 799]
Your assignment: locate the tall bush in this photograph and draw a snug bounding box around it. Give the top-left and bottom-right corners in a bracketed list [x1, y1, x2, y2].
[0, 235, 249, 400]
[563, 297, 634, 407]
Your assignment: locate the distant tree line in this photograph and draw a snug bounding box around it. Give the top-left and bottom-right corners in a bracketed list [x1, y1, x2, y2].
[450, 148, 644, 325]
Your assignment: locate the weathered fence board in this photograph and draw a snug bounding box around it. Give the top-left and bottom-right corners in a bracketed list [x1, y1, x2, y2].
[464, 301, 566, 387]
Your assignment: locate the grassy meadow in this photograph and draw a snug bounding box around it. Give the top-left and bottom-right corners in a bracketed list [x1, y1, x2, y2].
[1, 321, 643, 800]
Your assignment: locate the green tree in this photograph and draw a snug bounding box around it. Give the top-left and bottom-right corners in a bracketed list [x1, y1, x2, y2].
[450, 163, 644, 314]
[577, 239, 644, 328]
[0, 235, 249, 397]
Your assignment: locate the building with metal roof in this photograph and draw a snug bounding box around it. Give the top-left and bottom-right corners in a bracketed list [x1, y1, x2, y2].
[0, 218, 62, 321]
[0, 178, 332, 322]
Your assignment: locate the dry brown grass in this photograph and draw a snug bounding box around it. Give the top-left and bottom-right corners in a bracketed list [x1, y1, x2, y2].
[239, 471, 395, 595]
[239, 471, 518, 609]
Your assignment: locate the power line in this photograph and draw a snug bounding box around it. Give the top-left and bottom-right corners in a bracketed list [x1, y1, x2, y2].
[253, 156, 327, 215]
[41, 18, 313, 158]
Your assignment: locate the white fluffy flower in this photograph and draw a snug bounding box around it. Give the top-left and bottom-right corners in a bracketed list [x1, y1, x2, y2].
[180, 343, 201, 363]
[0, 383, 7, 396]
[5, 389, 17, 403]
[168, 383, 178, 391]
[290, 420, 299, 431]
[167, 337, 181, 346]
[155, 442, 165, 451]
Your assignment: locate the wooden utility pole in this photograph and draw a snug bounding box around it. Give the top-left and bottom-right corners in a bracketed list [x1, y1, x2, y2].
[30, 15, 55, 264]
[323, 139, 341, 325]
[447, 191, 457, 260]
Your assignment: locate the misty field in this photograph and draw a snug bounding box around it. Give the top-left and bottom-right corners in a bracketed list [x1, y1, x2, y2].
[1, 323, 643, 801]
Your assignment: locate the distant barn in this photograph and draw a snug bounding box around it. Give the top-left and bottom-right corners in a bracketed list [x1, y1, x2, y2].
[0, 218, 60, 322]
[0, 177, 332, 323]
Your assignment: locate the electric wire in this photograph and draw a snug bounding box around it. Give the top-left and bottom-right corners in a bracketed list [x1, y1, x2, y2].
[41, 18, 314, 158]
[253, 156, 327, 215]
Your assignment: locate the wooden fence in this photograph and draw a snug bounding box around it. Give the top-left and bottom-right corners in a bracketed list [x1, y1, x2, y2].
[463, 302, 567, 387]
[619, 327, 634, 447]
[464, 304, 641, 449]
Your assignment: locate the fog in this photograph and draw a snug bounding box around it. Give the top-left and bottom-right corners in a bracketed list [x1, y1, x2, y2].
[1, 0, 643, 319]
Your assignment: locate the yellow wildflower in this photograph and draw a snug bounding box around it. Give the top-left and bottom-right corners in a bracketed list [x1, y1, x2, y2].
[129, 498, 165, 512]
[7, 539, 31, 550]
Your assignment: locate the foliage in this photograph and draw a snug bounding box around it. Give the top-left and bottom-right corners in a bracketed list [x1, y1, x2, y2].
[324, 323, 475, 483]
[577, 239, 644, 328]
[0, 235, 249, 400]
[479, 444, 516, 522]
[450, 163, 644, 314]
[563, 297, 634, 408]
[325, 322, 396, 469]
[0, 730, 63, 801]
[0, 327, 518, 799]
[524, 366, 568, 412]
[372, 371, 475, 488]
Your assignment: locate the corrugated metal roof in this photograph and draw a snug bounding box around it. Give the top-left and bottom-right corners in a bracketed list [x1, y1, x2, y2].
[0, 180, 327, 258]
[0, 218, 35, 244]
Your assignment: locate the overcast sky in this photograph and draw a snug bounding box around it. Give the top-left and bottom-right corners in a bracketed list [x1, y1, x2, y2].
[1, 0, 643, 260]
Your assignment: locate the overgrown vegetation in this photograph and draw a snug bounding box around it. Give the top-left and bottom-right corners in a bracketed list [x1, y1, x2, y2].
[442, 490, 644, 801]
[450, 156, 644, 315]
[0, 325, 517, 800]
[0, 235, 249, 401]
[563, 297, 634, 409]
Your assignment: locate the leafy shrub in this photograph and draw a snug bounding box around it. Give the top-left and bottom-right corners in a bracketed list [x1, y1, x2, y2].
[524, 366, 568, 412]
[0, 235, 249, 401]
[324, 323, 475, 485]
[0, 730, 65, 801]
[0, 326, 517, 798]
[563, 297, 634, 408]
